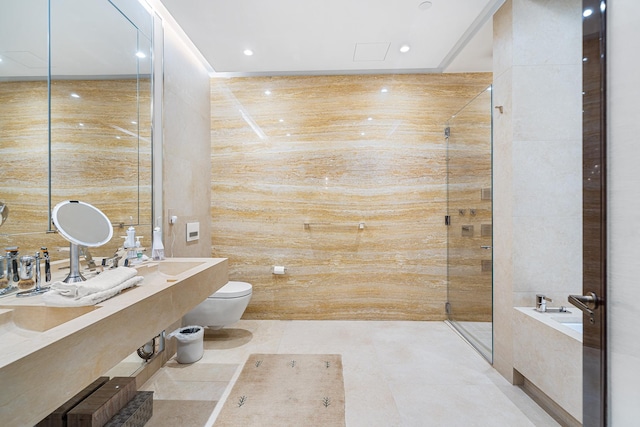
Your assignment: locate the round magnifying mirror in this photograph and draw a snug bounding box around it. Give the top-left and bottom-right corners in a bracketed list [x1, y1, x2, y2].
[52, 200, 113, 247]
[52, 201, 113, 283]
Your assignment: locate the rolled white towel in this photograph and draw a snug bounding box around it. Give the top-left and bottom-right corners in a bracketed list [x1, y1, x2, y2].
[50, 267, 138, 298]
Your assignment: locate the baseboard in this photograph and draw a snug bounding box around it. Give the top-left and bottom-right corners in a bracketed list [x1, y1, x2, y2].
[520, 376, 582, 427]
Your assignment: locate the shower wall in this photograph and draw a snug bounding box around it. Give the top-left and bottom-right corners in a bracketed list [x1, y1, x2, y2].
[210, 73, 492, 320]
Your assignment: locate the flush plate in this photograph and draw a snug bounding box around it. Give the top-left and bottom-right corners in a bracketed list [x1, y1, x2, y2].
[186, 222, 199, 242]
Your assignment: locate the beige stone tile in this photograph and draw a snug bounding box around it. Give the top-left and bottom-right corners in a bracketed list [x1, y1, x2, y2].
[156, 361, 239, 382]
[146, 400, 217, 427]
[199, 320, 287, 364]
[388, 383, 543, 427]
[511, 216, 582, 295]
[512, 139, 582, 218]
[141, 376, 229, 401]
[145, 320, 558, 427]
[512, 0, 581, 67]
[512, 64, 582, 143]
[277, 320, 374, 354]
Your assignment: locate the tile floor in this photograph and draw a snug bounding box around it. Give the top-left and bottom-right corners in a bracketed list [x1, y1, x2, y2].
[139, 320, 559, 427]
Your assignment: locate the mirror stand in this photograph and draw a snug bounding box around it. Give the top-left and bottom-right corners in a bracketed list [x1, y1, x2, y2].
[64, 243, 86, 283]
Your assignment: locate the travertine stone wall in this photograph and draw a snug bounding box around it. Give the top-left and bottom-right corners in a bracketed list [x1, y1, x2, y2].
[0, 79, 151, 260]
[211, 73, 492, 321]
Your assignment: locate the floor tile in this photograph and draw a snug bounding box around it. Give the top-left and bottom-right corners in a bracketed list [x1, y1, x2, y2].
[136, 320, 559, 427]
[146, 400, 217, 427]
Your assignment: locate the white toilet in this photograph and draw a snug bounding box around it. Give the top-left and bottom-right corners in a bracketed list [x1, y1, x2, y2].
[183, 281, 253, 329]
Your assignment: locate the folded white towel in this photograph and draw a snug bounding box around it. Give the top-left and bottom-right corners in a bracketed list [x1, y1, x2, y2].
[42, 275, 143, 307]
[50, 267, 138, 298]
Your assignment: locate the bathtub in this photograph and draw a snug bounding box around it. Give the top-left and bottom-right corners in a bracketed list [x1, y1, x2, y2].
[513, 307, 582, 424]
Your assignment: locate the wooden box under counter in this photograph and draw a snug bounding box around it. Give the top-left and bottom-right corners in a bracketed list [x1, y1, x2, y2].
[36, 377, 110, 427]
[67, 377, 137, 427]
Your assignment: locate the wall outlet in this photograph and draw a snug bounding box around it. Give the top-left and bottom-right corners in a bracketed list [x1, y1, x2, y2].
[186, 222, 199, 242]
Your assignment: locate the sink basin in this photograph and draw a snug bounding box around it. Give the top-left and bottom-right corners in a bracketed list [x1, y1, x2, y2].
[158, 260, 206, 276]
[134, 260, 206, 278]
[553, 317, 583, 334]
[0, 305, 100, 332]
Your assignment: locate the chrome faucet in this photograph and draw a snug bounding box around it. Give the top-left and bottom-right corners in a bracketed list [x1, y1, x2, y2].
[536, 294, 551, 312]
[536, 294, 569, 313]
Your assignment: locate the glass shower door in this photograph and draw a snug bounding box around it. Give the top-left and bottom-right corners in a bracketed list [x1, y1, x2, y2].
[445, 86, 493, 362]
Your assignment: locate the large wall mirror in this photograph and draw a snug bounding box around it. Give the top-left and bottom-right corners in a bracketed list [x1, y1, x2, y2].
[0, 0, 154, 260]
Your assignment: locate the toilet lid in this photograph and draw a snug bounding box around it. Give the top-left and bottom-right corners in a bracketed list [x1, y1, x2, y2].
[209, 281, 252, 299]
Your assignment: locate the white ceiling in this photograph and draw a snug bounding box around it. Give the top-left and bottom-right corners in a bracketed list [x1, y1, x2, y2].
[159, 0, 504, 76]
[0, 0, 152, 79]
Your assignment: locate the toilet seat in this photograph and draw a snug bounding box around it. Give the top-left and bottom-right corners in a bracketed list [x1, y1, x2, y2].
[209, 281, 252, 299]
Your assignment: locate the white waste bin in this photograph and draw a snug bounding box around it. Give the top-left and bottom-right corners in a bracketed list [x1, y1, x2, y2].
[169, 326, 204, 364]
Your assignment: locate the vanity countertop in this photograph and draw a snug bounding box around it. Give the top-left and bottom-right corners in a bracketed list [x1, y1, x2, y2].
[0, 257, 228, 426]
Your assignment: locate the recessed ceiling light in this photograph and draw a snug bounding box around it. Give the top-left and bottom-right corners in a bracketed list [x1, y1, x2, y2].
[583, 8, 593, 17]
[135, 51, 146, 59]
[243, 49, 254, 56]
[70, 93, 80, 98]
[381, 88, 388, 93]
[131, 121, 137, 124]
[264, 90, 271, 95]
[367, 117, 373, 121]
[399, 45, 411, 53]
[79, 123, 84, 127]
[0, 58, 3, 62]
[279, 118, 284, 123]
[418, 1, 433, 11]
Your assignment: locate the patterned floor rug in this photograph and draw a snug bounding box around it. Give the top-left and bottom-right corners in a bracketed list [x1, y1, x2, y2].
[214, 354, 345, 426]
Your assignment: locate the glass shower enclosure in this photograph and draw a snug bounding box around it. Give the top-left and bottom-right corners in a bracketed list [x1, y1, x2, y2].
[445, 85, 493, 362]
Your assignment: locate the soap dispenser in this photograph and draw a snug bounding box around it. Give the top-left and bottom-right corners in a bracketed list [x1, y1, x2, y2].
[125, 226, 136, 249]
[152, 226, 165, 260]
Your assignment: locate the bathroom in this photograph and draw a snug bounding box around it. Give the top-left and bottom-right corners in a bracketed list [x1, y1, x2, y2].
[1, 0, 639, 426]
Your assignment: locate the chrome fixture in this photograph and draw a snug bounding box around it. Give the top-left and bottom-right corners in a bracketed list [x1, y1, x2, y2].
[0, 247, 19, 296]
[536, 294, 569, 313]
[536, 294, 551, 312]
[17, 250, 51, 297]
[0, 201, 8, 227]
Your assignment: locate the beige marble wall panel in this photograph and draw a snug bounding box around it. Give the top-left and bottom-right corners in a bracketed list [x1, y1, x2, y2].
[492, 0, 582, 384]
[162, 27, 212, 258]
[211, 73, 492, 320]
[0, 79, 152, 260]
[608, 1, 640, 423]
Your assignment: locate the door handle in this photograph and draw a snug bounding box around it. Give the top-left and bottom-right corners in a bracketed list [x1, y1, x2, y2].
[568, 292, 602, 324]
[480, 246, 492, 249]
